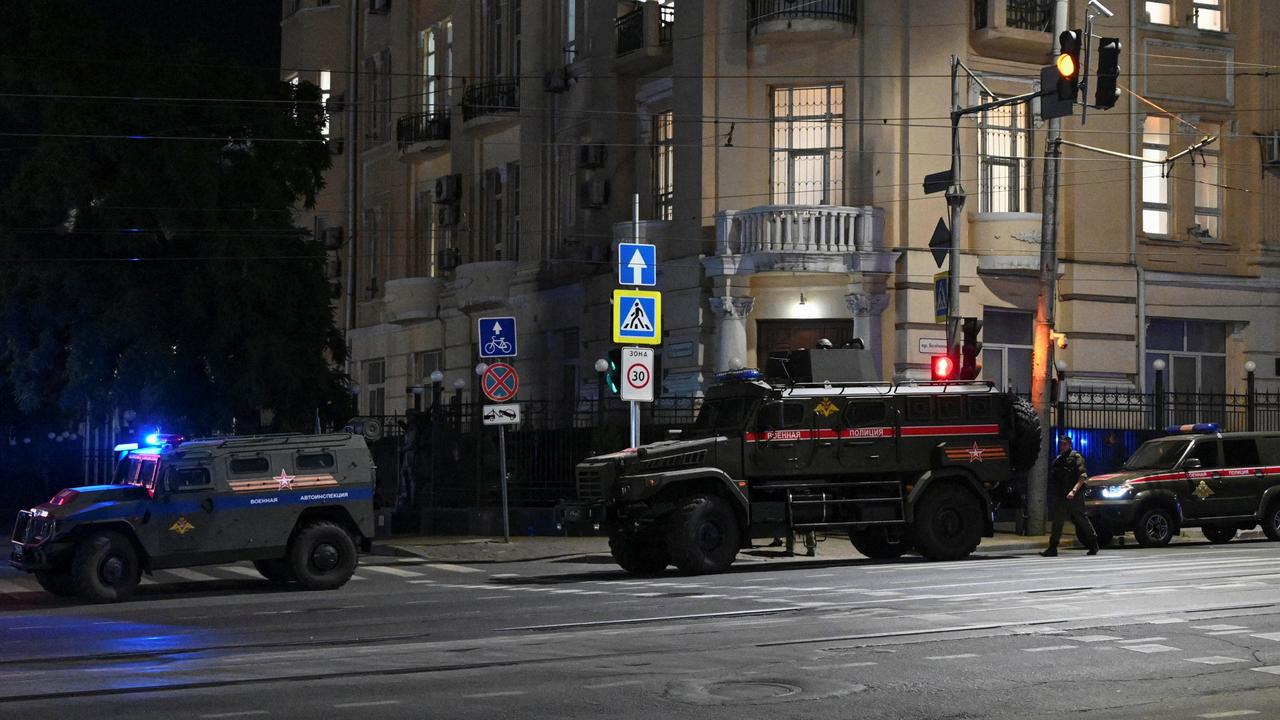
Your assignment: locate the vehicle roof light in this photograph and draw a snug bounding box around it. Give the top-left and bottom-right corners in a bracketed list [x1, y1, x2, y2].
[113, 442, 139, 452]
[1166, 423, 1219, 434]
[715, 368, 763, 383]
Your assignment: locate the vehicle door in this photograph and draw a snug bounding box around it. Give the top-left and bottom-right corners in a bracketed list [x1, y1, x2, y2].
[1256, 435, 1280, 513]
[221, 453, 296, 552]
[837, 399, 894, 473]
[748, 400, 812, 480]
[1220, 437, 1265, 517]
[151, 464, 219, 564]
[1181, 439, 1233, 519]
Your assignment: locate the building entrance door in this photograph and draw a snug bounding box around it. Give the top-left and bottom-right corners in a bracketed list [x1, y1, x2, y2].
[756, 319, 852, 371]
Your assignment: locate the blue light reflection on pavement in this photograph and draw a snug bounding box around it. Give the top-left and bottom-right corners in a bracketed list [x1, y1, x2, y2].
[0, 615, 217, 661]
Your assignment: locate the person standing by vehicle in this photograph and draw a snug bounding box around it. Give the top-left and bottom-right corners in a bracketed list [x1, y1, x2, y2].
[1042, 435, 1100, 557]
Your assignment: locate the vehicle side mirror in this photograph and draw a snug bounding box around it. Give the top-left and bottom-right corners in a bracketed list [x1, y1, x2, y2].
[667, 429, 683, 439]
[1182, 457, 1202, 470]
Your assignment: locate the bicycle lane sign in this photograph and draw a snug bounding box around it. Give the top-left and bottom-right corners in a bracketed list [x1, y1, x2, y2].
[478, 316, 517, 359]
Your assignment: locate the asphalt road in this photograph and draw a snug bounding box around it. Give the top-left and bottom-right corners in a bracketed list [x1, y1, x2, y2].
[2, 539, 1280, 719]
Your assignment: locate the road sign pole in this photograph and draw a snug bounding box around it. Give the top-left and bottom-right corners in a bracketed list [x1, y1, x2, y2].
[498, 423, 509, 543]
[629, 400, 639, 449]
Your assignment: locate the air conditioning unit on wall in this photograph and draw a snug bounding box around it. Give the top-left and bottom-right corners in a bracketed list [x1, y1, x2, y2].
[433, 173, 462, 204]
[578, 144, 606, 169]
[437, 204, 462, 227]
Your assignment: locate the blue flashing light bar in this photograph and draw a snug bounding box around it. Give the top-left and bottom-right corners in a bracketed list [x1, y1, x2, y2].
[715, 368, 763, 383]
[144, 432, 163, 447]
[1166, 423, 1220, 435]
[113, 442, 139, 452]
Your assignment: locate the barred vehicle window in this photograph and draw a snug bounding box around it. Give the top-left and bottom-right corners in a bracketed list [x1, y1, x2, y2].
[1258, 437, 1280, 466]
[230, 457, 270, 474]
[843, 401, 886, 427]
[168, 468, 211, 490]
[297, 453, 335, 470]
[937, 396, 963, 421]
[906, 396, 932, 422]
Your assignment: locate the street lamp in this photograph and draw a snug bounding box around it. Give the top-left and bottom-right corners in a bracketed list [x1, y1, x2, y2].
[1152, 358, 1167, 428]
[594, 358, 610, 429]
[452, 378, 465, 430]
[1246, 360, 1258, 431]
[1054, 360, 1068, 439]
[429, 370, 445, 422]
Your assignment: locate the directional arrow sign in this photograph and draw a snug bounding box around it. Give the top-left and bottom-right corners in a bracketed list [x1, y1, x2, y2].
[617, 242, 657, 287]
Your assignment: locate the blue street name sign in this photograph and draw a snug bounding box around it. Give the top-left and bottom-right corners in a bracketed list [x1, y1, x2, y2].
[617, 242, 657, 287]
[478, 316, 518, 358]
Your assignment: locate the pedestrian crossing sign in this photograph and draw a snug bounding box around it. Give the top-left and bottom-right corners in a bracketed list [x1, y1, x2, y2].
[612, 289, 662, 345]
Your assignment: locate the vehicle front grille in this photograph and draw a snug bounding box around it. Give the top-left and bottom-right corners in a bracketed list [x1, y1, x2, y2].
[637, 450, 707, 473]
[576, 465, 608, 501]
[12, 510, 30, 543]
[12, 510, 55, 544]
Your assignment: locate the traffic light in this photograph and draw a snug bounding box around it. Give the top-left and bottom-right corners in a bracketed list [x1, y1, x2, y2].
[930, 354, 956, 382]
[1094, 37, 1122, 110]
[1056, 29, 1082, 101]
[604, 348, 622, 393]
[959, 317, 983, 381]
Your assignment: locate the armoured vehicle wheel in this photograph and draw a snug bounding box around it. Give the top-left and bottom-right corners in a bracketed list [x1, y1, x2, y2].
[1008, 396, 1042, 472]
[71, 531, 141, 603]
[288, 521, 358, 590]
[848, 528, 910, 559]
[911, 484, 982, 561]
[34, 570, 77, 597]
[1201, 524, 1236, 544]
[1077, 526, 1113, 549]
[608, 533, 669, 575]
[665, 495, 740, 575]
[1263, 502, 1280, 541]
[253, 559, 295, 584]
[1133, 507, 1174, 547]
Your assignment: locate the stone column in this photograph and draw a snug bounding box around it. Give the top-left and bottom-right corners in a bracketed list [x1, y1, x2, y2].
[708, 296, 755, 371]
[845, 292, 890, 377]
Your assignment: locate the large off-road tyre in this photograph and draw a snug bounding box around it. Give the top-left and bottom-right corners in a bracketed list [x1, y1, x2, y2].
[287, 521, 358, 591]
[1008, 396, 1043, 472]
[253, 558, 296, 585]
[848, 527, 911, 560]
[665, 495, 740, 575]
[34, 570, 77, 597]
[608, 533, 670, 575]
[1080, 526, 1115, 548]
[1133, 507, 1175, 547]
[71, 531, 141, 603]
[1262, 501, 1280, 542]
[1200, 524, 1237, 544]
[911, 484, 983, 561]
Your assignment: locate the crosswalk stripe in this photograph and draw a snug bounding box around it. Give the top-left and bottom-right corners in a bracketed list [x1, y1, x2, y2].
[425, 563, 482, 574]
[218, 566, 264, 579]
[163, 568, 221, 583]
[361, 566, 425, 578]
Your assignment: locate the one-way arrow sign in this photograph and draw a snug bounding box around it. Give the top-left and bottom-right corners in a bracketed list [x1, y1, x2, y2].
[617, 242, 657, 287]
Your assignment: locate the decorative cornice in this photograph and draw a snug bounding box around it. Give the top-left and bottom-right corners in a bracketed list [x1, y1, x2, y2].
[708, 296, 755, 319]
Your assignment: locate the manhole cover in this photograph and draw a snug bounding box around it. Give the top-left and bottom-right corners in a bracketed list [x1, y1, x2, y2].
[705, 681, 800, 700]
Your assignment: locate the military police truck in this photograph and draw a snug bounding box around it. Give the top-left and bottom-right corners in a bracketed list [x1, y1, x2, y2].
[10, 432, 376, 603]
[557, 348, 1041, 575]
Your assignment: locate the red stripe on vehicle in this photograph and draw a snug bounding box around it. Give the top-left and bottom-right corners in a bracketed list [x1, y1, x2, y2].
[900, 424, 1000, 437]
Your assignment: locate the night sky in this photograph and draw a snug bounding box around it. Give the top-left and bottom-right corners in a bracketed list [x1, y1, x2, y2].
[94, 1, 283, 70]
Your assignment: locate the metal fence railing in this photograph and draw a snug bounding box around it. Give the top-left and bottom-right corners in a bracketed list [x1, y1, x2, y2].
[748, 0, 856, 32]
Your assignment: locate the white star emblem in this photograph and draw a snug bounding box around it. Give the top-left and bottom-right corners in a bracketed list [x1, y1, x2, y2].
[275, 469, 295, 490]
[967, 442, 985, 463]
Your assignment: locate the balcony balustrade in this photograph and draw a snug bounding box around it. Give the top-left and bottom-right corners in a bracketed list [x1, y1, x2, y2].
[748, 0, 855, 40]
[972, 0, 1053, 61]
[396, 110, 450, 158]
[707, 204, 892, 276]
[461, 81, 519, 124]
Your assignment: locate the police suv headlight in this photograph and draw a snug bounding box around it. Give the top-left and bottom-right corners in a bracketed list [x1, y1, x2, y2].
[1100, 485, 1132, 499]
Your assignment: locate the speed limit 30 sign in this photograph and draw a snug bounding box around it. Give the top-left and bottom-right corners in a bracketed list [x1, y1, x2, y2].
[619, 346, 654, 403]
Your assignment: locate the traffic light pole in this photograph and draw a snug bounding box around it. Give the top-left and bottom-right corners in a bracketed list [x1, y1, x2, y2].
[946, 57, 964, 357]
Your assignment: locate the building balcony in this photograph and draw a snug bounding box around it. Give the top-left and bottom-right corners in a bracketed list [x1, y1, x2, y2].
[614, 2, 673, 74]
[972, 0, 1054, 63]
[705, 205, 893, 277]
[382, 277, 443, 325]
[450, 260, 517, 313]
[748, 0, 856, 42]
[396, 110, 450, 160]
[971, 211, 1043, 276]
[461, 81, 519, 127]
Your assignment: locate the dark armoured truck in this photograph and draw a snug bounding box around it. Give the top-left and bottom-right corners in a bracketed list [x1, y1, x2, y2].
[11, 432, 376, 603]
[557, 348, 1041, 575]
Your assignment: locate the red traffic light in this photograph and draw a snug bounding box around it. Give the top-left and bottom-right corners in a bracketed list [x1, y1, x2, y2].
[931, 354, 956, 381]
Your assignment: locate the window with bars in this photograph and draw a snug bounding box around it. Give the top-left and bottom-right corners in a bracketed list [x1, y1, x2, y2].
[1142, 116, 1171, 237]
[653, 110, 674, 220]
[1193, 0, 1222, 31]
[1194, 121, 1222, 240]
[771, 85, 844, 205]
[978, 94, 1032, 213]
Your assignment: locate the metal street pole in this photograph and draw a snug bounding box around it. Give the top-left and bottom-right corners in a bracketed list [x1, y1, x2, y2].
[946, 55, 964, 353]
[498, 423, 509, 543]
[629, 193, 641, 449]
[1026, 0, 1070, 535]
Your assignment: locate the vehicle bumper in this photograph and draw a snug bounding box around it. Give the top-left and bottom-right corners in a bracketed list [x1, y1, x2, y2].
[554, 501, 607, 530]
[9, 540, 71, 572]
[1084, 499, 1137, 531]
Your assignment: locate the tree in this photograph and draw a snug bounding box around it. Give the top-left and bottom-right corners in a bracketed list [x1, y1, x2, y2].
[0, 1, 350, 435]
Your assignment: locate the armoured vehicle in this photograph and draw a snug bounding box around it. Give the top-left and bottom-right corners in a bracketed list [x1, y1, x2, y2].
[557, 348, 1041, 575]
[11, 432, 376, 602]
[1084, 425, 1280, 547]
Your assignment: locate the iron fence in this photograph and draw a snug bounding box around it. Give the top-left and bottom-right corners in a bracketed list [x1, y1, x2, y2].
[974, 0, 1053, 31]
[460, 81, 519, 122]
[748, 0, 856, 32]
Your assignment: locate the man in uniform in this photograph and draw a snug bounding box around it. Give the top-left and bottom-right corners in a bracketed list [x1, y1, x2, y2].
[1042, 435, 1101, 557]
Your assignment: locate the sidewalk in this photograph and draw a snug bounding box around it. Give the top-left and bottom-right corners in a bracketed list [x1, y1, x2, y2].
[372, 528, 1265, 565]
